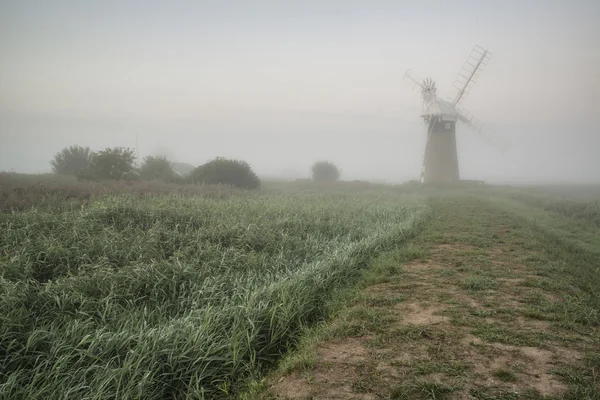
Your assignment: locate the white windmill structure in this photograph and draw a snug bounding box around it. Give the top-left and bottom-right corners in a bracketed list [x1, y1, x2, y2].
[403, 45, 500, 183]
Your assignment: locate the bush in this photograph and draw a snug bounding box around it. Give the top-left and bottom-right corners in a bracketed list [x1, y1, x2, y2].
[311, 161, 340, 183]
[139, 156, 176, 181]
[83, 147, 137, 181]
[50, 145, 91, 176]
[190, 157, 260, 189]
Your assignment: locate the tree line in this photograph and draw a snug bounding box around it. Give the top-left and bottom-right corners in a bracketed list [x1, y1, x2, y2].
[51, 145, 341, 189]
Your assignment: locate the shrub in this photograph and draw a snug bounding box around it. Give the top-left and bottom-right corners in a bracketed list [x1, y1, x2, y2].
[311, 161, 340, 183]
[139, 156, 176, 181]
[50, 145, 91, 176]
[83, 147, 137, 181]
[190, 157, 260, 189]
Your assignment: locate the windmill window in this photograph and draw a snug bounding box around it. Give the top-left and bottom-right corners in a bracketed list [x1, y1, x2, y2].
[445, 122, 451, 129]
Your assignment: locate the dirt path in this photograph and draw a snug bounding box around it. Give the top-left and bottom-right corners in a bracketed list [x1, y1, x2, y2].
[265, 197, 600, 399]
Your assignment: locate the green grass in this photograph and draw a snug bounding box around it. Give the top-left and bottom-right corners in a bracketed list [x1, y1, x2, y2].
[460, 275, 498, 291]
[501, 187, 600, 228]
[485, 194, 600, 325]
[0, 190, 428, 399]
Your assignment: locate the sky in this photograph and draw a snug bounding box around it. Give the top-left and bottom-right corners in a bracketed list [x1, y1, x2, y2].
[1, 0, 599, 183]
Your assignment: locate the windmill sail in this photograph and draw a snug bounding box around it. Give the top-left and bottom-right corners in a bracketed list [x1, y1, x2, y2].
[401, 69, 425, 91]
[448, 45, 491, 106]
[456, 108, 508, 152]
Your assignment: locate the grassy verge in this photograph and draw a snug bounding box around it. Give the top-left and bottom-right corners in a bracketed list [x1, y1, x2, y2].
[490, 186, 600, 228]
[261, 193, 600, 400]
[485, 192, 600, 315]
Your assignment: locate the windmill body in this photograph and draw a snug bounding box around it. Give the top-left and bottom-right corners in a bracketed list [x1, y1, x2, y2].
[403, 46, 496, 184]
[420, 83, 460, 183]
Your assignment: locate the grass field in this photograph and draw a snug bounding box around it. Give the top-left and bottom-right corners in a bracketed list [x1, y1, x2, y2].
[1, 176, 599, 399]
[0, 178, 428, 399]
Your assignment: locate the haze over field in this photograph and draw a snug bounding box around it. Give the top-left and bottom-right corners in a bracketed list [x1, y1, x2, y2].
[1, 0, 599, 183]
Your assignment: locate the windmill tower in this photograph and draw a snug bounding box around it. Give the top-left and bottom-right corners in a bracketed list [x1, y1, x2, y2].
[403, 46, 497, 184]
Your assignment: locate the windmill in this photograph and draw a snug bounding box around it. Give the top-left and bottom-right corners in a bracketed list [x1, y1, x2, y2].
[403, 45, 498, 184]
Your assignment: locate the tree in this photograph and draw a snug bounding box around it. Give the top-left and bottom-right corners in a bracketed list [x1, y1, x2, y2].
[50, 145, 91, 176]
[190, 157, 260, 189]
[84, 147, 137, 180]
[139, 155, 176, 181]
[311, 161, 340, 183]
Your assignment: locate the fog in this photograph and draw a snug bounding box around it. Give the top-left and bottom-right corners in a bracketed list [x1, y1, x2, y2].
[1, 0, 599, 183]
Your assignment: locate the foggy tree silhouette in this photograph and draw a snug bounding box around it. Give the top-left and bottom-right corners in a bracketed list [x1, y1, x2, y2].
[190, 157, 260, 189]
[50, 145, 91, 176]
[83, 147, 137, 181]
[311, 161, 340, 183]
[139, 155, 176, 181]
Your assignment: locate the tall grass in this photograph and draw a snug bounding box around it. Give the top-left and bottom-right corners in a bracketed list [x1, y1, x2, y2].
[0, 191, 428, 398]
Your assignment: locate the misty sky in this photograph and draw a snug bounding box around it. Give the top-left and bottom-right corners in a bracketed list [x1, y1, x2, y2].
[1, 0, 599, 183]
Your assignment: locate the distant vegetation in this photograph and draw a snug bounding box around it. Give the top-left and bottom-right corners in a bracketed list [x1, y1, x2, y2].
[190, 157, 261, 189]
[51, 146, 137, 181]
[84, 147, 138, 181]
[139, 155, 177, 181]
[47, 145, 356, 191]
[50, 145, 91, 176]
[49, 146, 264, 189]
[311, 161, 340, 183]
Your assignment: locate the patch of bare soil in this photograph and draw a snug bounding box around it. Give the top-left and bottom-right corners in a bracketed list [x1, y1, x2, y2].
[488, 247, 506, 256]
[436, 243, 475, 252]
[515, 315, 553, 330]
[460, 334, 572, 396]
[271, 337, 377, 400]
[395, 303, 449, 325]
[271, 369, 378, 400]
[271, 372, 313, 400]
[317, 338, 369, 363]
[402, 259, 433, 272]
[362, 282, 398, 296]
[443, 285, 481, 308]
